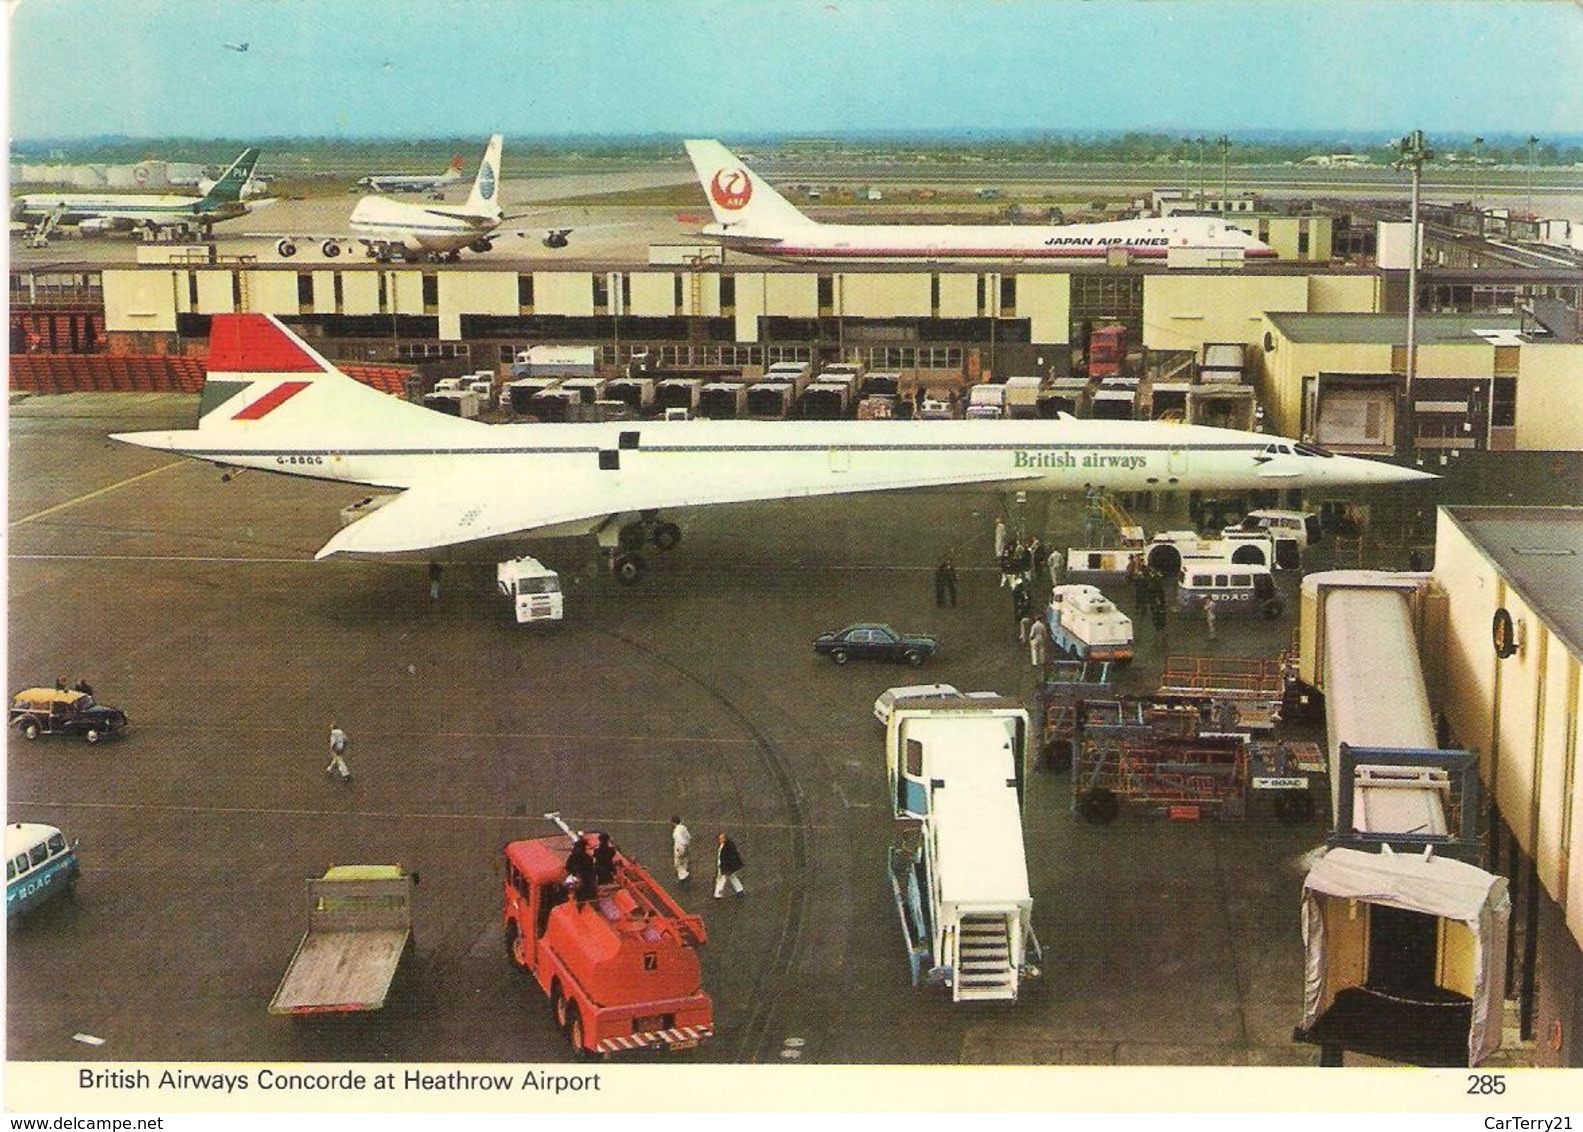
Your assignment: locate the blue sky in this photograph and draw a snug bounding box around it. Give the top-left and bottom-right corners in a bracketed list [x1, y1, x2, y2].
[8, 0, 1583, 139]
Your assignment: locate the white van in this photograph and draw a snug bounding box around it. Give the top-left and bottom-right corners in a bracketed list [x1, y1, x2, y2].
[1177, 563, 1284, 619]
[7, 822, 79, 920]
[496, 557, 564, 624]
[1224, 509, 1321, 569]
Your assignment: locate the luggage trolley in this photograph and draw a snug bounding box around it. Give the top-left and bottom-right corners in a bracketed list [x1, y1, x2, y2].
[1072, 697, 1250, 823]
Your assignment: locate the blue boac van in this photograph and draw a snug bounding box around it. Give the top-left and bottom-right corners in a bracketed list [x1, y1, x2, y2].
[1177, 563, 1284, 619]
[7, 822, 79, 920]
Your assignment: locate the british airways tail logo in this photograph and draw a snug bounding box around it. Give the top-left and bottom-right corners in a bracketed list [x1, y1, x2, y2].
[710, 168, 752, 211]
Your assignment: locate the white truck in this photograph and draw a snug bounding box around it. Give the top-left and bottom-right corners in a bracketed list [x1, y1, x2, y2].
[269, 865, 416, 1016]
[964, 382, 1008, 419]
[1002, 376, 1043, 419]
[1144, 527, 1276, 574]
[1046, 584, 1134, 663]
[496, 556, 564, 624]
[885, 696, 1040, 1002]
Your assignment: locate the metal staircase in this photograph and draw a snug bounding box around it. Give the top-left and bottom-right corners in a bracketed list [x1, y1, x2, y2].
[953, 913, 1017, 1001]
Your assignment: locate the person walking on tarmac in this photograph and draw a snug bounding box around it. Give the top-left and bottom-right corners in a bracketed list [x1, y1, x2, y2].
[1203, 596, 1218, 640]
[714, 832, 745, 899]
[935, 555, 958, 607]
[1029, 615, 1050, 669]
[671, 816, 692, 883]
[325, 722, 351, 782]
[993, 515, 1008, 563]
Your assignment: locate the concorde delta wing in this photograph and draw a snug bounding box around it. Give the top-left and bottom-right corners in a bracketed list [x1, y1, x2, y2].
[314, 460, 1039, 558]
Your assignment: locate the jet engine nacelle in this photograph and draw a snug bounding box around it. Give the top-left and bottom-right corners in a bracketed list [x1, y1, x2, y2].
[321, 240, 342, 257]
[276, 238, 297, 258]
[467, 237, 494, 254]
[543, 229, 571, 249]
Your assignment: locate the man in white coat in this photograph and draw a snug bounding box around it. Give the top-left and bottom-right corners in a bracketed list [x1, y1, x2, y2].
[671, 816, 692, 883]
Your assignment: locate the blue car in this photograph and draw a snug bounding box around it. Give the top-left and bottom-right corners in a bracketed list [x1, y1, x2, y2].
[814, 623, 937, 667]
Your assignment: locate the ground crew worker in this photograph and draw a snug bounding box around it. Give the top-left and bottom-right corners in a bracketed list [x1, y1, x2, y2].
[1204, 596, 1218, 639]
[1029, 616, 1050, 668]
[935, 556, 958, 607]
[671, 816, 692, 883]
[993, 516, 1007, 562]
[1082, 483, 1105, 546]
[714, 832, 745, 898]
[326, 722, 351, 782]
[428, 560, 443, 600]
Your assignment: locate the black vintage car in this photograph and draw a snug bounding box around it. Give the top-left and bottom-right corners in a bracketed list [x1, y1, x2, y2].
[9, 688, 129, 744]
[813, 623, 937, 667]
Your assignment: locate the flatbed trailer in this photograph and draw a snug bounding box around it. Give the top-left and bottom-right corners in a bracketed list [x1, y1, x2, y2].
[269, 865, 415, 1016]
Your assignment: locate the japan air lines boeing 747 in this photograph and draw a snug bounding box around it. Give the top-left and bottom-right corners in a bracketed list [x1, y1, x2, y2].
[684, 140, 1275, 262]
[112, 315, 1429, 583]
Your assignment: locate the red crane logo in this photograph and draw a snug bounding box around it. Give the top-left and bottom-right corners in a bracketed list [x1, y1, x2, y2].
[710, 168, 752, 211]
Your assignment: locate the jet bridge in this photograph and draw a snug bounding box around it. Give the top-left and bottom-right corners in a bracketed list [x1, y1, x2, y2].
[1294, 571, 1510, 1067]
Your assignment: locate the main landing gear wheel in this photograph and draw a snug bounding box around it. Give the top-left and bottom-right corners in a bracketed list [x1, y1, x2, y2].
[650, 522, 682, 552]
[612, 553, 646, 584]
[618, 522, 648, 552]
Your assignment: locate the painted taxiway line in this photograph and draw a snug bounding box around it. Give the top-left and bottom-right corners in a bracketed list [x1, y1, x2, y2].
[9, 458, 191, 527]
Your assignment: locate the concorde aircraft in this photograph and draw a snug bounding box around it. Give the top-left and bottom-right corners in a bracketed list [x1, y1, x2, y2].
[684, 140, 1275, 261]
[111, 314, 1431, 583]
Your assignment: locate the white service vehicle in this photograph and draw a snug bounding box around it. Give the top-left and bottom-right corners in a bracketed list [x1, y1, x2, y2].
[1046, 584, 1134, 663]
[872, 684, 1001, 726]
[1225, 509, 1321, 568]
[1177, 562, 1284, 619]
[1145, 527, 1277, 573]
[886, 697, 1040, 1001]
[496, 556, 564, 624]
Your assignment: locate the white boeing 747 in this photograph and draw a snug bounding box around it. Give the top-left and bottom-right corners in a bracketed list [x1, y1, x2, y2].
[112, 314, 1430, 582]
[273, 135, 508, 262]
[684, 140, 1275, 261]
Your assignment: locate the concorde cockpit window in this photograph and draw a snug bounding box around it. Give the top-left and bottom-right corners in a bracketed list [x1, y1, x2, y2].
[1293, 442, 1334, 458]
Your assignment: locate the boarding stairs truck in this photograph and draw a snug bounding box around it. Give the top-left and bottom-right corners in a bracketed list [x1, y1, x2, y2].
[885, 697, 1040, 1002]
[268, 865, 416, 1015]
[503, 813, 713, 1055]
[1292, 571, 1509, 1068]
[1046, 584, 1134, 663]
[496, 556, 564, 624]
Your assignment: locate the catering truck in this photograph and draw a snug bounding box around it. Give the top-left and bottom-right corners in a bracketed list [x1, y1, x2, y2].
[503, 814, 713, 1055]
[885, 697, 1040, 1002]
[269, 865, 416, 1015]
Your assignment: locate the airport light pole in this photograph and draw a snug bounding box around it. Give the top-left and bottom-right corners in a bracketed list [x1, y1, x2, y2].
[1395, 130, 1433, 447]
[1471, 136, 1484, 216]
[1195, 136, 1206, 206]
[1526, 135, 1539, 216]
[1217, 135, 1229, 208]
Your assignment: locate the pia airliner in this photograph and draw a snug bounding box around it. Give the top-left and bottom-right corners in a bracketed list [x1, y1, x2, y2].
[13, 149, 267, 239]
[112, 314, 1430, 584]
[684, 140, 1274, 262]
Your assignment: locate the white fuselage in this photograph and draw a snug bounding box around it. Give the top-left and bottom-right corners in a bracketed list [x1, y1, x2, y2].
[14, 191, 247, 228]
[347, 195, 495, 254]
[706, 214, 1273, 261]
[132, 416, 1421, 507]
